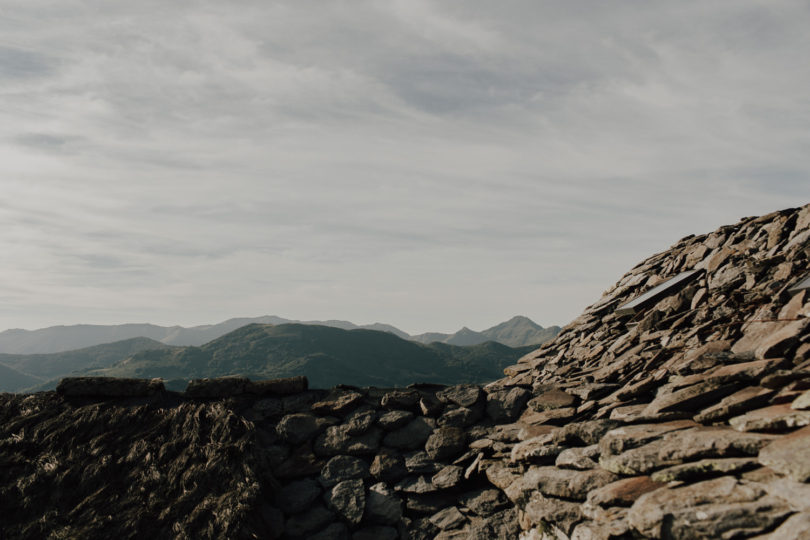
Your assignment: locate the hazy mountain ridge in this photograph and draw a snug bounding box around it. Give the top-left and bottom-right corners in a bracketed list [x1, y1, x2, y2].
[0, 315, 558, 354]
[0, 337, 173, 392]
[82, 323, 537, 390]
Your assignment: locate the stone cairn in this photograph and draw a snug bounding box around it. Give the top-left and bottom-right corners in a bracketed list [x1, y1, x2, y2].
[51, 203, 810, 539]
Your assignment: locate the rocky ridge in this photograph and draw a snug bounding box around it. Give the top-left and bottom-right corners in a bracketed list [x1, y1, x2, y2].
[2, 204, 810, 539]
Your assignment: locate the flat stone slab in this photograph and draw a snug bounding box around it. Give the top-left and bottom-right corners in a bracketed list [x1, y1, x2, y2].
[758, 425, 810, 482]
[694, 386, 775, 423]
[627, 476, 792, 539]
[642, 380, 741, 417]
[601, 427, 778, 475]
[527, 389, 577, 411]
[649, 458, 758, 483]
[599, 420, 698, 456]
[555, 445, 599, 470]
[507, 466, 618, 502]
[586, 476, 662, 508]
[729, 404, 810, 432]
[792, 389, 810, 410]
[56, 377, 164, 397]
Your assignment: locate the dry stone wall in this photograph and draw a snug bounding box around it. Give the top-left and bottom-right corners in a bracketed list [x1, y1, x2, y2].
[5, 203, 810, 539]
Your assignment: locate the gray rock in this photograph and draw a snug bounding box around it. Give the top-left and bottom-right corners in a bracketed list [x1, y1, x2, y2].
[277, 413, 333, 445]
[523, 491, 583, 536]
[695, 386, 775, 423]
[377, 410, 413, 431]
[405, 493, 457, 515]
[429, 506, 466, 530]
[278, 478, 322, 514]
[764, 512, 810, 540]
[344, 408, 377, 435]
[312, 390, 365, 417]
[485, 387, 531, 422]
[405, 451, 442, 474]
[437, 384, 482, 408]
[325, 479, 365, 526]
[383, 417, 435, 450]
[555, 445, 600, 470]
[319, 455, 370, 487]
[364, 482, 402, 525]
[600, 427, 777, 475]
[527, 389, 577, 411]
[381, 390, 421, 409]
[758, 425, 810, 482]
[424, 427, 466, 461]
[555, 420, 620, 446]
[627, 476, 792, 539]
[459, 489, 508, 516]
[370, 450, 407, 483]
[729, 404, 810, 432]
[431, 465, 464, 490]
[253, 397, 283, 415]
[314, 424, 383, 456]
[395, 475, 437, 494]
[650, 458, 758, 483]
[437, 406, 483, 428]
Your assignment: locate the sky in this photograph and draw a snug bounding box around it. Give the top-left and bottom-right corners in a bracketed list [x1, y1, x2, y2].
[1, 1, 810, 334]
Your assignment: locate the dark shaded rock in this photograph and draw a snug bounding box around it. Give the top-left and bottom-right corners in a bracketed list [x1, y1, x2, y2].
[429, 506, 466, 530]
[250, 376, 308, 395]
[274, 443, 324, 479]
[364, 482, 402, 525]
[459, 489, 508, 516]
[381, 390, 421, 410]
[419, 394, 444, 417]
[437, 384, 482, 408]
[312, 390, 365, 417]
[278, 478, 322, 514]
[377, 410, 413, 431]
[319, 455, 369, 488]
[758, 425, 810, 481]
[57, 377, 164, 397]
[314, 425, 383, 457]
[405, 451, 442, 474]
[283, 390, 324, 413]
[284, 504, 335, 537]
[259, 504, 285, 538]
[325, 479, 365, 526]
[353, 526, 397, 540]
[437, 406, 482, 428]
[424, 427, 466, 461]
[395, 475, 437, 494]
[627, 476, 792, 539]
[184, 376, 249, 397]
[383, 417, 435, 450]
[277, 413, 334, 445]
[485, 387, 530, 422]
[370, 450, 407, 483]
[405, 493, 457, 515]
[344, 408, 376, 435]
[309, 523, 349, 540]
[402, 517, 438, 540]
[253, 397, 283, 416]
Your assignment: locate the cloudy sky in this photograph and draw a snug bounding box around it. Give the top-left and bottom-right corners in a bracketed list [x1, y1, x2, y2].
[1, 1, 809, 334]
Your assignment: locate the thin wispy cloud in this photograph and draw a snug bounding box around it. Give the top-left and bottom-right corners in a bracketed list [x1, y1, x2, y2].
[1, 1, 809, 333]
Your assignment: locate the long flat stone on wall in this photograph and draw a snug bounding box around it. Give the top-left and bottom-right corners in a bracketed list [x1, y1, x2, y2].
[56, 377, 164, 397]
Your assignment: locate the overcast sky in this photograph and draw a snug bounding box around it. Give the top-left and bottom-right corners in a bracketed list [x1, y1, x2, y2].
[1, 1, 809, 334]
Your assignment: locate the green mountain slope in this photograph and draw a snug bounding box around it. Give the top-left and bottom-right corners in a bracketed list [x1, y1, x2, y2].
[0, 337, 173, 392]
[0, 362, 43, 392]
[87, 324, 535, 389]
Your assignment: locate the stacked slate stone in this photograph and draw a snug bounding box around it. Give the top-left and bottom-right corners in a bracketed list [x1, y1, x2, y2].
[254, 383, 522, 539]
[486, 204, 810, 539]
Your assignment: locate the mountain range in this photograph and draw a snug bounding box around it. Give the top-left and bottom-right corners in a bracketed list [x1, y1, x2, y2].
[0, 324, 539, 392]
[0, 315, 559, 354]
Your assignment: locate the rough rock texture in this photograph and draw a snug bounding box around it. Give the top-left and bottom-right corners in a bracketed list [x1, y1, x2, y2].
[6, 204, 810, 539]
